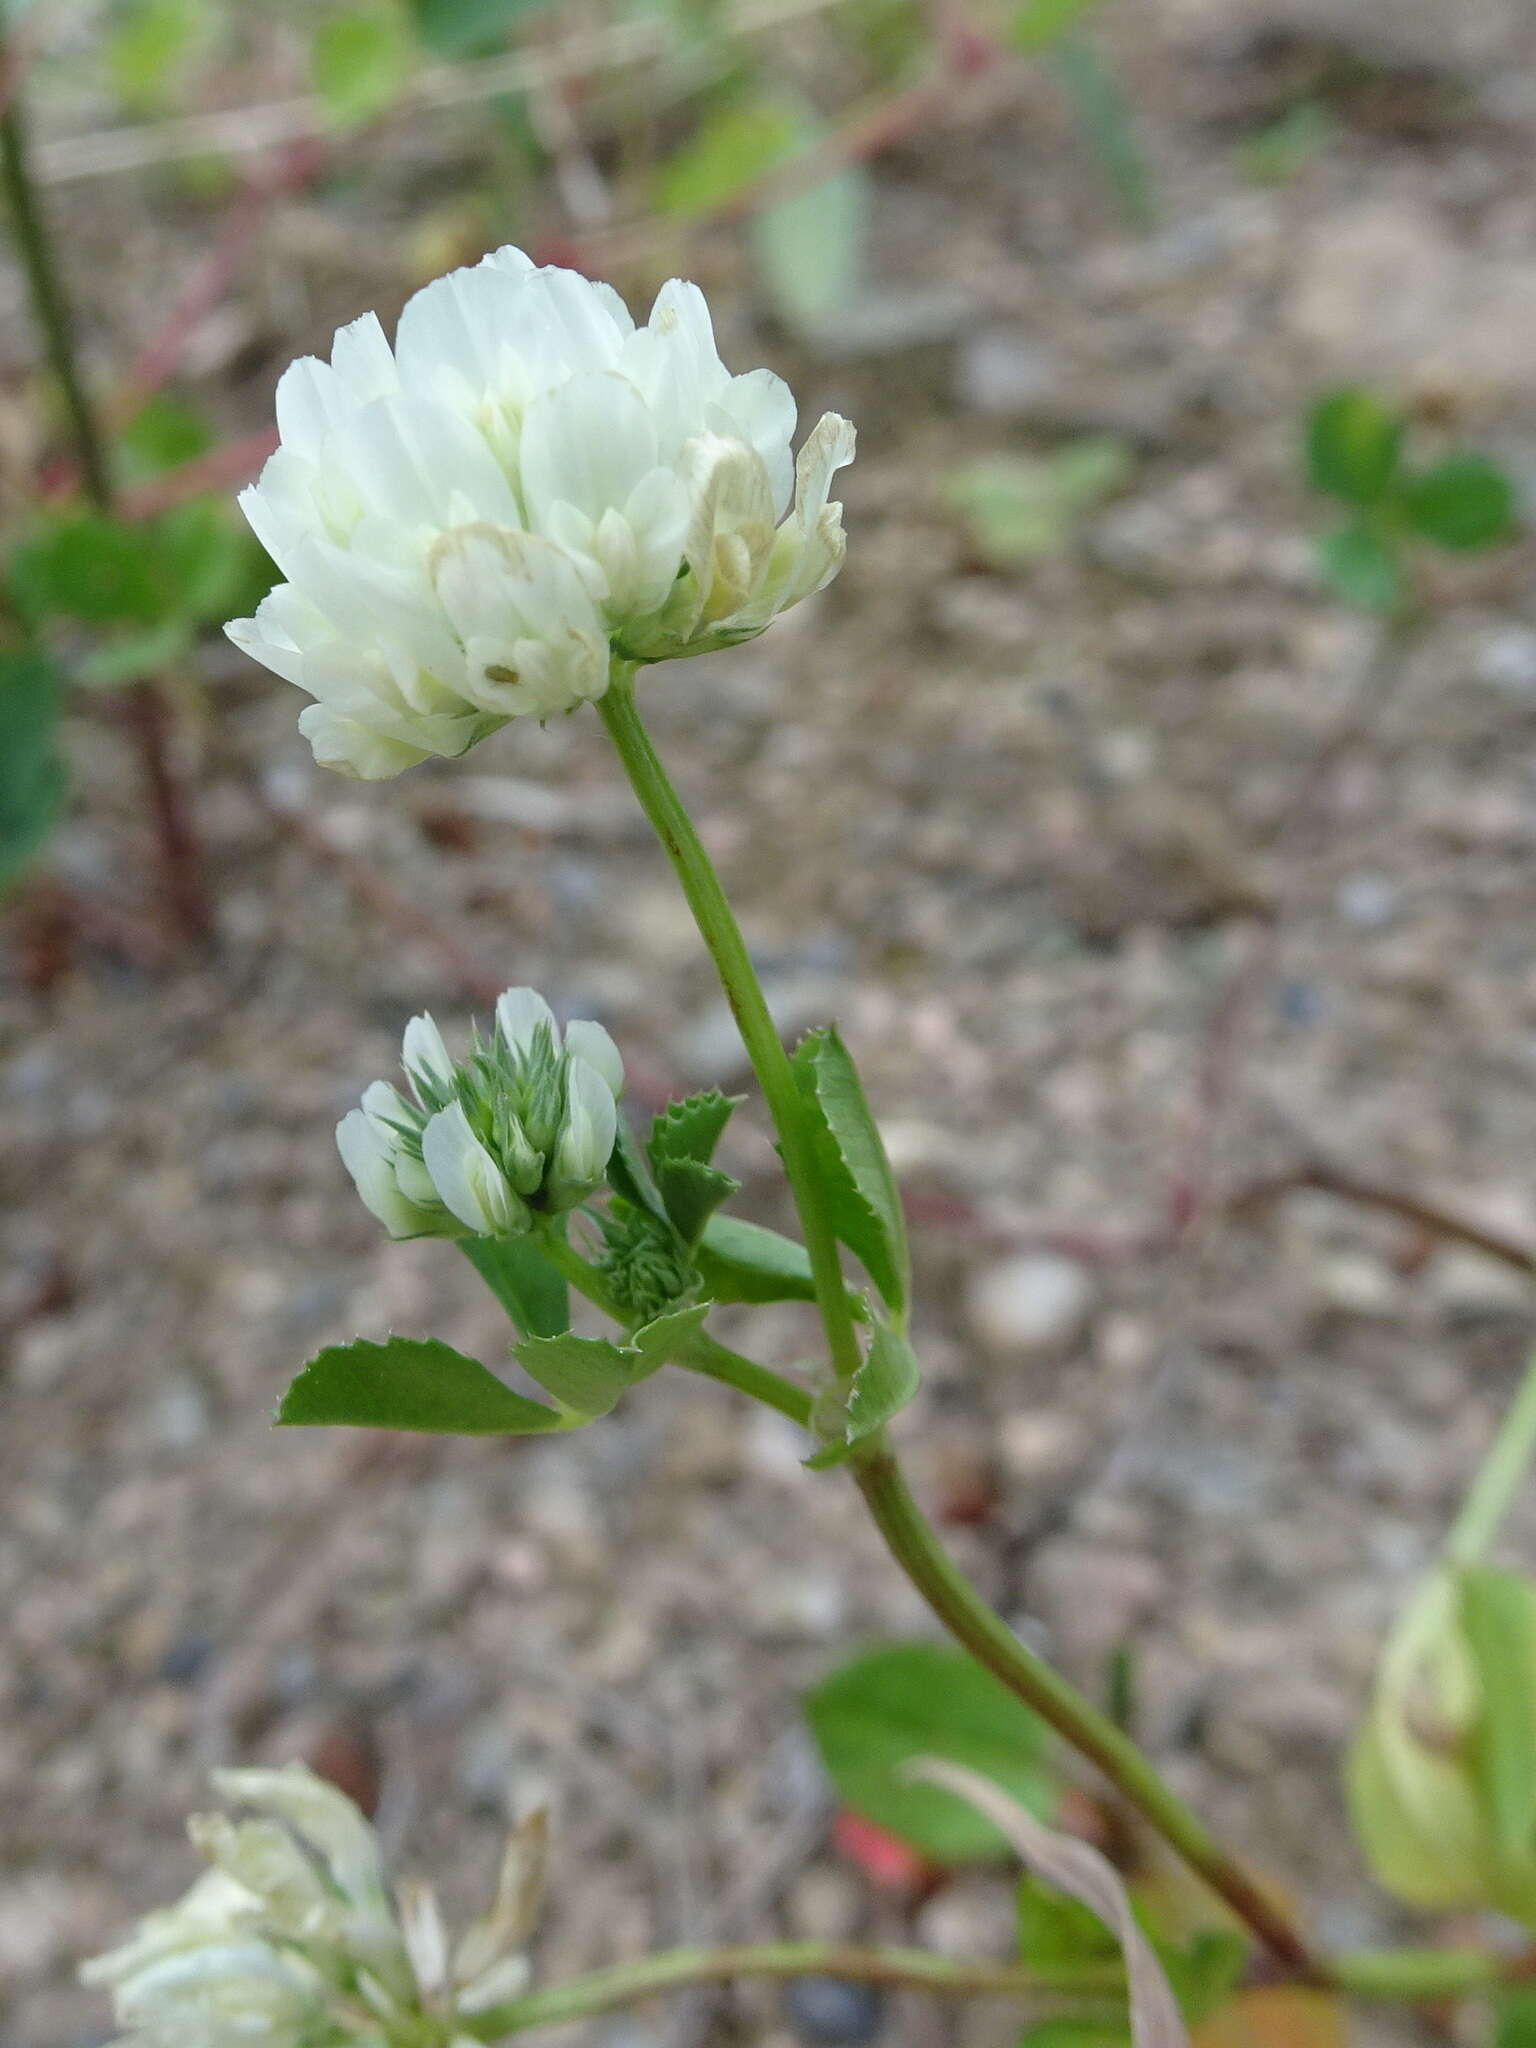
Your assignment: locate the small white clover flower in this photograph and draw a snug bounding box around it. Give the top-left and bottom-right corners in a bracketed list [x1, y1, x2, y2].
[227, 246, 855, 778]
[337, 985, 623, 1240]
[82, 1764, 546, 2048]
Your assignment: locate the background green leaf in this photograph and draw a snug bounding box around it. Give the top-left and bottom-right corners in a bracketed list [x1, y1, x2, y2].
[804, 1642, 1056, 1860]
[277, 1335, 568, 1433]
[1315, 524, 1402, 612]
[751, 153, 871, 341]
[0, 649, 66, 893]
[1009, 0, 1105, 50]
[312, 2, 412, 130]
[655, 97, 800, 219]
[1305, 388, 1404, 506]
[1401, 453, 1518, 552]
[406, 0, 549, 59]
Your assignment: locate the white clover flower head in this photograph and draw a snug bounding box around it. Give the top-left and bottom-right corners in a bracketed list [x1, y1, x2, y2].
[337, 987, 624, 1240]
[226, 247, 855, 777]
[82, 1764, 546, 2048]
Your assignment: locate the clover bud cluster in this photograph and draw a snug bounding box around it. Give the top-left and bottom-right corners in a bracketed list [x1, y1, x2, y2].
[337, 986, 622, 1240]
[227, 246, 855, 777]
[81, 1763, 544, 2047]
[1348, 1563, 1536, 1922]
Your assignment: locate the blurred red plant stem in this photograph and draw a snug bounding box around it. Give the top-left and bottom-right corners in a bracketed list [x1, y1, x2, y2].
[112, 142, 325, 421]
[1163, 612, 1417, 1242]
[2, 51, 213, 946]
[850, 1444, 1322, 1980]
[907, 1164, 1536, 1280]
[120, 428, 277, 519]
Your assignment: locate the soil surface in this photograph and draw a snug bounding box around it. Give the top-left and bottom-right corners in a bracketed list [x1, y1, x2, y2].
[6, 3, 1536, 2043]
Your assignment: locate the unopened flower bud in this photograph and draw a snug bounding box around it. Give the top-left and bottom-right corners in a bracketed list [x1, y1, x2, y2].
[337, 987, 623, 1240]
[1348, 1563, 1536, 1923]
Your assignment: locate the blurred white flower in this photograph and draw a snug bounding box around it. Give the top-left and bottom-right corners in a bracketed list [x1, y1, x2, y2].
[337, 985, 623, 1239]
[227, 247, 855, 777]
[82, 1764, 546, 2048]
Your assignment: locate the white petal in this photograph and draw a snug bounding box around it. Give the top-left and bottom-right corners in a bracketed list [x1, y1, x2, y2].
[337, 1110, 431, 1238]
[709, 366, 797, 518]
[422, 1102, 520, 1235]
[327, 393, 520, 531]
[554, 1055, 618, 1188]
[518, 371, 659, 533]
[562, 1020, 624, 1098]
[210, 1766, 386, 1909]
[401, 1013, 455, 1095]
[495, 987, 557, 1058]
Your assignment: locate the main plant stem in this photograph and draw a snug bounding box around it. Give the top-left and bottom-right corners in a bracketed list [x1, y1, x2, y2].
[0, 63, 211, 943]
[598, 665, 862, 1382]
[853, 1446, 1318, 1977]
[596, 667, 1317, 1979]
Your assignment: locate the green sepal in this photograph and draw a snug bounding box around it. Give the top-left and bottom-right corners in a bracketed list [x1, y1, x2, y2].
[791, 1025, 909, 1319]
[514, 1302, 711, 1419]
[806, 1320, 921, 1469]
[460, 1236, 570, 1339]
[607, 1114, 670, 1224]
[277, 1335, 569, 1435]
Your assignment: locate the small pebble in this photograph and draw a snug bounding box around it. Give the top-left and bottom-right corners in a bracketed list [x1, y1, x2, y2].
[784, 1976, 885, 2045]
[965, 1253, 1096, 1358]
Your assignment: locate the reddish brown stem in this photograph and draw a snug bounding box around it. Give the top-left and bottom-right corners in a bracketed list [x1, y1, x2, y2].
[120, 681, 215, 946]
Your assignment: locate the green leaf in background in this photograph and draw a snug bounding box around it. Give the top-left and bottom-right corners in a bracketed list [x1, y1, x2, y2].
[1305, 388, 1404, 506]
[1049, 33, 1155, 233]
[807, 1319, 920, 1468]
[944, 440, 1134, 566]
[0, 649, 66, 893]
[75, 620, 194, 691]
[149, 500, 269, 625]
[1458, 1565, 1536, 1873]
[312, 1, 413, 131]
[695, 1212, 821, 1305]
[1008, 0, 1105, 51]
[116, 394, 214, 482]
[461, 1235, 570, 1338]
[1239, 100, 1333, 185]
[655, 97, 800, 219]
[277, 1335, 569, 1433]
[1315, 523, 1402, 613]
[1017, 2022, 1127, 2048]
[10, 513, 164, 626]
[513, 1301, 710, 1418]
[406, 0, 549, 59]
[1495, 1986, 1536, 2048]
[107, 0, 202, 115]
[1016, 1874, 1117, 1971]
[1401, 452, 1518, 552]
[792, 1026, 909, 1319]
[751, 154, 871, 342]
[804, 1642, 1057, 1861]
[1158, 1928, 1247, 2026]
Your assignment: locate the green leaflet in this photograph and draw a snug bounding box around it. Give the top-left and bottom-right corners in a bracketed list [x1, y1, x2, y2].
[791, 1026, 909, 1319]
[277, 1336, 569, 1435]
[695, 1212, 820, 1305]
[806, 1321, 921, 1469]
[514, 1302, 711, 1418]
[460, 1236, 570, 1339]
